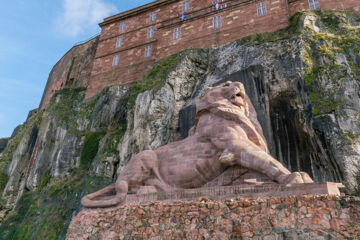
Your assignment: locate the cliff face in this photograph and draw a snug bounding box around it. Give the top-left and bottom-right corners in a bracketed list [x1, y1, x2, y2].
[0, 139, 8, 156]
[0, 10, 359, 239]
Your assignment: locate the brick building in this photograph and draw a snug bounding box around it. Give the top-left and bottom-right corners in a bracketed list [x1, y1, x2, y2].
[39, 0, 360, 108]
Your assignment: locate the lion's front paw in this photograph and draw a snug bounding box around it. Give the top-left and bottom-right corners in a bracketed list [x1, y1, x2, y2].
[282, 172, 314, 185]
[219, 150, 236, 166]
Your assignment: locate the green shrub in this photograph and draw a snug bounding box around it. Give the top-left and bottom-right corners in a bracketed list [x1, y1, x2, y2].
[80, 130, 106, 166]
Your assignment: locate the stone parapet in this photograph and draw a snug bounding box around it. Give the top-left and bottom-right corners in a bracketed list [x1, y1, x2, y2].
[67, 195, 360, 239]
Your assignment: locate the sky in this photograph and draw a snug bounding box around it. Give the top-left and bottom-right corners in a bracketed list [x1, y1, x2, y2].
[0, 0, 154, 138]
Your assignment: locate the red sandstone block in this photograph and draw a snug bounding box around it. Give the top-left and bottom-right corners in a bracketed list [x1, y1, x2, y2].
[199, 207, 209, 215]
[312, 215, 321, 224]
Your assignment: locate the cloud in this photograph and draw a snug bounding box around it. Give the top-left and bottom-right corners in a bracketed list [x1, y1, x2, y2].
[56, 0, 117, 37]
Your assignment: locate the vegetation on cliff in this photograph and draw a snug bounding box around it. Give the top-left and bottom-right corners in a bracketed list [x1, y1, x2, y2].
[0, 169, 111, 240]
[128, 48, 204, 107]
[0, 87, 125, 239]
[300, 11, 360, 117]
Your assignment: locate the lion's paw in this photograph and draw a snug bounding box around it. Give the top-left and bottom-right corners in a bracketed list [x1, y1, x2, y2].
[219, 150, 236, 166]
[283, 172, 314, 185]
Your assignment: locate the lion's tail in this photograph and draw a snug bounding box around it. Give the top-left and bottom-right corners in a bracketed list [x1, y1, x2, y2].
[81, 181, 128, 208]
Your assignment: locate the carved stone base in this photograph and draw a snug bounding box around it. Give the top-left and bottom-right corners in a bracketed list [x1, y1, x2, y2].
[125, 182, 343, 204]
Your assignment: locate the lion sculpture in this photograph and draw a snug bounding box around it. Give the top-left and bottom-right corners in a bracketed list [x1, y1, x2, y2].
[82, 81, 313, 208]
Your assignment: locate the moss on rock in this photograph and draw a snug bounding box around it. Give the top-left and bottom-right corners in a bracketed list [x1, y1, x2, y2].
[128, 49, 201, 108]
[47, 88, 86, 128]
[0, 169, 111, 240]
[80, 130, 107, 166]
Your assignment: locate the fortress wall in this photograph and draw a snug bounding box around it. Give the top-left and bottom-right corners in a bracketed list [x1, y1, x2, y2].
[39, 36, 99, 109]
[86, 0, 290, 98]
[289, 0, 360, 16]
[156, 0, 289, 59]
[67, 195, 360, 239]
[41, 0, 360, 100]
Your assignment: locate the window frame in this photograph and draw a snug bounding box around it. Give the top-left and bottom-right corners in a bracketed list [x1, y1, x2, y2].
[147, 26, 154, 39]
[173, 27, 181, 40]
[182, 0, 189, 12]
[115, 36, 123, 48]
[119, 21, 126, 31]
[308, 0, 320, 10]
[112, 54, 119, 66]
[145, 45, 152, 57]
[256, 2, 267, 16]
[213, 15, 222, 29]
[149, 11, 156, 22]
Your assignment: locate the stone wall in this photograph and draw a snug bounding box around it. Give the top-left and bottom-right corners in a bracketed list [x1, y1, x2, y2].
[86, 0, 290, 98]
[288, 0, 360, 16]
[86, 0, 360, 99]
[67, 195, 360, 239]
[39, 36, 99, 109]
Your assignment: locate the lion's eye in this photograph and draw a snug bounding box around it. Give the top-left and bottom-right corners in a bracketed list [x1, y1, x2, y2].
[236, 93, 241, 97]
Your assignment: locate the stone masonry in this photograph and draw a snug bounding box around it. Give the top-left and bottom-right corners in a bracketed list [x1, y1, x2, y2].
[67, 195, 360, 239]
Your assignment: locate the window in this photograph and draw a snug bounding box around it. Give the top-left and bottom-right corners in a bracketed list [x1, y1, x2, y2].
[149, 11, 156, 22]
[173, 27, 181, 40]
[308, 0, 320, 10]
[182, 1, 189, 12]
[145, 45, 152, 57]
[213, 15, 221, 29]
[147, 27, 154, 38]
[112, 54, 119, 66]
[119, 21, 126, 31]
[256, 2, 267, 16]
[115, 36, 122, 48]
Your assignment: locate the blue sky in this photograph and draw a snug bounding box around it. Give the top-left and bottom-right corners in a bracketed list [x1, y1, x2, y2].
[0, 0, 153, 138]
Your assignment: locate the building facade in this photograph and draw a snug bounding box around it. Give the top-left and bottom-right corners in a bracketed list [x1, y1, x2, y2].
[39, 0, 360, 108]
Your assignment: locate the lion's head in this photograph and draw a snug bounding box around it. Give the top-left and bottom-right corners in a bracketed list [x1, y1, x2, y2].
[196, 81, 253, 117]
[194, 81, 268, 152]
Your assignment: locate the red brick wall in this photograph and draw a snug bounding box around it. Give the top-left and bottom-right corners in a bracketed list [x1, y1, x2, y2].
[86, 0, 290, 98]
[289, 0, 360, 16]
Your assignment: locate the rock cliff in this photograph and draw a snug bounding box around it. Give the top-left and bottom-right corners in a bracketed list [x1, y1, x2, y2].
[0, 10, 359, 239]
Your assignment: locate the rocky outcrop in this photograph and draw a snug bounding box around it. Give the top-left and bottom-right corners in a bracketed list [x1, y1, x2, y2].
[0, 10, 359, 239]
[0, 139, 8, 156]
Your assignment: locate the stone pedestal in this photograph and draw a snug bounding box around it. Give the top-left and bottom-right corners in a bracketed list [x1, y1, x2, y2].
[67, 194, 360, 240]
[124, 182, 342, 204]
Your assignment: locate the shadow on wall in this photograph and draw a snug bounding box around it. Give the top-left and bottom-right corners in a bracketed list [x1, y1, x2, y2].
[178, 65, 343, 183]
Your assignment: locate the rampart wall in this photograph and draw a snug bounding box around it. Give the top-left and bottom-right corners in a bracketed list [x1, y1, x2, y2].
[39, 37, 99, 109]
